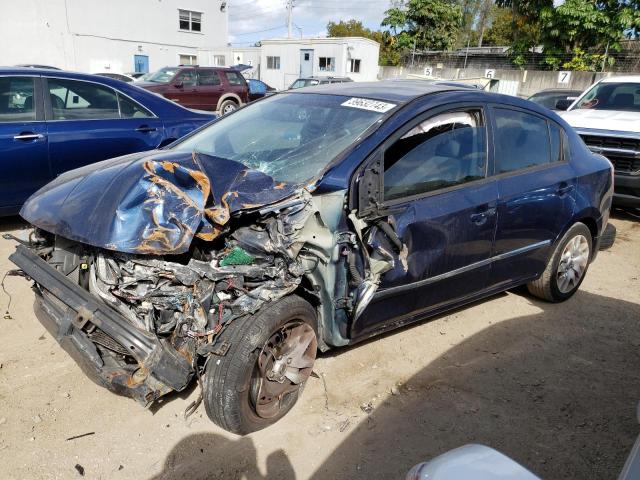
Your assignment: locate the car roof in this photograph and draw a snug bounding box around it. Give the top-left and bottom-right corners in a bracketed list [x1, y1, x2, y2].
[600, 75, 640, 84]
[288, 79, 469, 104]
[530, 88, 582, 95]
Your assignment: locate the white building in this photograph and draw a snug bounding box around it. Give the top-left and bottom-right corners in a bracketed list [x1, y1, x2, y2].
[0, 0, 229, 74]
[258, 37, 380, 90]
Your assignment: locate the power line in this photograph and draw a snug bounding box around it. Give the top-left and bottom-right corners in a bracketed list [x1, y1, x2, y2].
[233, 25, 287, 36]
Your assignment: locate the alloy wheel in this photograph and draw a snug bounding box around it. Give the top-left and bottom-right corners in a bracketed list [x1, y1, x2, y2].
[556, 234, 589, 293]
[252, 321, 317, 419]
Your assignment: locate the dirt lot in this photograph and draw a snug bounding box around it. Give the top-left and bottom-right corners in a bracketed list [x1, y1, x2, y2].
[0, 210, 639, 480]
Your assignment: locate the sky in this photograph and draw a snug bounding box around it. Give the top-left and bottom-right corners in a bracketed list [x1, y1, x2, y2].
[227, 0, 393, 46]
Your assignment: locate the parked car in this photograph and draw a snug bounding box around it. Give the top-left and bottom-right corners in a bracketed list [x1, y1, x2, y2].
[94, 72, 136, 83]
[289, 76, 353, 89]
[10, 81, 613, 435]
[136, 66, 249, 114]
[527, 88, 582, 110]
[246, 78, 275, 101]
[0, 67, 214, 216]
[128, 72, 146, 80]
[559, 76, 640, 207]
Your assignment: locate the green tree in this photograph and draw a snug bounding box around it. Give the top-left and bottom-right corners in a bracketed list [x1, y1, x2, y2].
[382, 0, 464, 51]
[482, 6, 516, 46]
[327, 19, 373, 38]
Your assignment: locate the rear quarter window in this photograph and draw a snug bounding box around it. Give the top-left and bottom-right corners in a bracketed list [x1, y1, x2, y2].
[225, 71, 245, 86]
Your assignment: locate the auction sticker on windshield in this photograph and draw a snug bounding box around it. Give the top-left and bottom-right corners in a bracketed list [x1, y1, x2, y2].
[341, 97, 396, 113]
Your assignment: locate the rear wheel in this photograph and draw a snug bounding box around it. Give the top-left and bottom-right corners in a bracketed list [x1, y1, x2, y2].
[203, 295, 317, 434]
[527, 222, 592, 302]
[219, 99, 238, 115]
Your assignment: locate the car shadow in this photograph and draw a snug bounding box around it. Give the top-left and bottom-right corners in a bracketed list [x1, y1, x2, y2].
[147, 432, 296, 480]
[0, 215, 27, 233]
[308, 290, 640, 480]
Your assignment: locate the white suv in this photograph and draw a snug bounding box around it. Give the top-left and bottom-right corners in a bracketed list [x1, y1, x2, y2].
[559, 76, 640, 208]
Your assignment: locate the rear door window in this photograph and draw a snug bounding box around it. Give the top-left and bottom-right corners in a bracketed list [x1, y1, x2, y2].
[47, 78, 119, 120]
[383, 109, 487, 201]
[493, 108, 552, 174]
[0, 77, 37, 122]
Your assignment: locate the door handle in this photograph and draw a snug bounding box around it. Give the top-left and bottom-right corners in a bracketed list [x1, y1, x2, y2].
[14, 133, 45, 141]
[557, 182, 574, 196]
[135, 125, 157, 133]
[470, 206, 497, 225]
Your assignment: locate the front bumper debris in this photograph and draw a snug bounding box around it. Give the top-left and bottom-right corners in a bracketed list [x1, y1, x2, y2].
[9, 245, 193, 406]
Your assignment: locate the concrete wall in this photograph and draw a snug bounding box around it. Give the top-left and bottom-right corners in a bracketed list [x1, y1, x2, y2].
[379, 66, 640, 97]
[259, 37, 380, 90]
[0, 0, 228, 73]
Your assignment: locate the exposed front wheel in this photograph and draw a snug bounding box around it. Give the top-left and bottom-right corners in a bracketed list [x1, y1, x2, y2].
[203, 295, 317, 435]
[527, 222, 592, 302]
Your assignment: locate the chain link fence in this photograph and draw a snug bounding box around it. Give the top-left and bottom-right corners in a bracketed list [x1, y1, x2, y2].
[401, 49, 640, 73]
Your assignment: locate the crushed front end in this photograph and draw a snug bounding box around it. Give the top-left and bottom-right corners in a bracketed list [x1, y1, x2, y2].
[8, 151, 326, 407]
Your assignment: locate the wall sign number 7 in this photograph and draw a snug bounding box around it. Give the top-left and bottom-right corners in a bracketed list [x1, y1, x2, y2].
[558, 71, 571, 84]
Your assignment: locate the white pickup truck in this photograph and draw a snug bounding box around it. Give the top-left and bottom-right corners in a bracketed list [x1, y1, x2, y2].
[559, 76, 640, 208]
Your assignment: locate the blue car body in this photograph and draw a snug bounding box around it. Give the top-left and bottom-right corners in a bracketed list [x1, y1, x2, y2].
[9, 81, 614, 430]
[0, 67, 214, 215]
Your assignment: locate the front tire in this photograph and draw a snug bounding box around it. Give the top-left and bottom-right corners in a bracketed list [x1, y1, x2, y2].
[203, 295, 317, 435]
[527, 222, 592, 302]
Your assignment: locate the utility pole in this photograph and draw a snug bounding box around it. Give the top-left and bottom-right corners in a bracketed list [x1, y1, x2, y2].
[287, 0, 294, 39]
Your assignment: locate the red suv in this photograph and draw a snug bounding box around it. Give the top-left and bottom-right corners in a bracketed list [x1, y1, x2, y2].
[137, 66, 249, 114]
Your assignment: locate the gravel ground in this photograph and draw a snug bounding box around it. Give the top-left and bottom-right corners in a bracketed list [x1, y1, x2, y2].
[0, 209, 639, 480]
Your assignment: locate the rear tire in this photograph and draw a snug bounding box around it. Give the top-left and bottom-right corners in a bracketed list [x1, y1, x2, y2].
[598, 223, 616, 251]
[219, 99, 238, 115]
[203, 295, 317, 435]
[527, 222, 592, 302]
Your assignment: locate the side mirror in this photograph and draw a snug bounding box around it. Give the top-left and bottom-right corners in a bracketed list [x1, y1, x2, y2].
[174, 81, 184, 89]
[555, 99, 572, 111]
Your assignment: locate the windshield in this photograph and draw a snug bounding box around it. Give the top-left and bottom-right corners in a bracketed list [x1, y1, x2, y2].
[290, 79, 319, 89]
[574, 82, 640, 112]
[146, 68, 180, 84]
[171, 93, 391, 184]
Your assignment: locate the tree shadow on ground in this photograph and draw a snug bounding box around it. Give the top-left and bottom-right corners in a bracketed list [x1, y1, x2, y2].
[310, 290, 640, 480]
[148, 432, 296, 480]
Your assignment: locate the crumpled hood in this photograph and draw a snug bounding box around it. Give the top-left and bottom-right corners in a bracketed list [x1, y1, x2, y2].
[560, 108, 640, 133]
[21, 150, 298, 254]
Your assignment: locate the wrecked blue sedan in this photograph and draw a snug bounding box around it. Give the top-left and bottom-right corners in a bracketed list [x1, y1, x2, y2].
[9, 81, 614, 434]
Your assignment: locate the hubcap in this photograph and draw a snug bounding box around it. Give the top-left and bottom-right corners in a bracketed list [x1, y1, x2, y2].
[556, 234, 589, 293]
[252, 321, 317, 419]
[223, 104, 236, 114]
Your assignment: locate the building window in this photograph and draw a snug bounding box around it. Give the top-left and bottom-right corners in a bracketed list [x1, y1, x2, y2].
[179, 54, 198, 65]
[267, 56, 280, 70]
[319, 57, 335, 72]
[179, 9, 201, 32]
[213, 55, 226, 66]
[349, 59, 361, 73]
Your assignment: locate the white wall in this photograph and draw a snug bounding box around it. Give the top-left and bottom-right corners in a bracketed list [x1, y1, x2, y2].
[258, 38, 380, 90]
[0, 0, 228, 73]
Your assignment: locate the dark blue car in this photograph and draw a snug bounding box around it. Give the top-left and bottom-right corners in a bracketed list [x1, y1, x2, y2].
[0, 67, 213, 215]
[10, 81, 614, 435]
